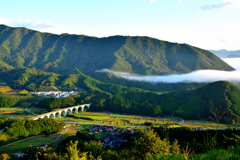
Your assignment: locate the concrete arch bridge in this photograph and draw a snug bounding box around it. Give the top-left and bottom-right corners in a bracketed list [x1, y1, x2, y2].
[31, 103, 91, 120]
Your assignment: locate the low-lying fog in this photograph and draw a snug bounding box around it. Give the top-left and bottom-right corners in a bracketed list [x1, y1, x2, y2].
[95, 58, 240, 84]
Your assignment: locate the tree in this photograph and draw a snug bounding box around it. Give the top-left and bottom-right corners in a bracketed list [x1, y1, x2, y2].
[134, 129, 180, 159]
[65, 141, 81, 160]
[209, 101, 231, 128]
[0, 153, 10, 160]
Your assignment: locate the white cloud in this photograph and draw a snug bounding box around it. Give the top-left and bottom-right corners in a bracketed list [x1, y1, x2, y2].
[201, 0, 240, 10]
[201, 1, 230, 10]
[178, 0, 183, 4]
[14, 20, 62, 29]
[149, 0, 157, 3]
[95, 67, 240, 84]
[227, 0, 240, 9]
[0, 18, 61, 29]
[0, 18, 10, 25]
[220, 39, 228, 42]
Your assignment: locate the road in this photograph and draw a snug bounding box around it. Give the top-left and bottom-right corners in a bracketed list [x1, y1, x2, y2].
[0, 106, 68, 150]
[26, 106, 39, 116]
[0, 127, 68, 150]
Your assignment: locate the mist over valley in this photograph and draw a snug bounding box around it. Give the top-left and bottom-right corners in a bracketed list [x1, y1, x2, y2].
[1, 1, 240, 158]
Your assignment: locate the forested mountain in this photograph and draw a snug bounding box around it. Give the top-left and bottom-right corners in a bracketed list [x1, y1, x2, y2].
[158, 81, 240, 124]
[87, 81, 240, 124]
[0, 24, 233, 77]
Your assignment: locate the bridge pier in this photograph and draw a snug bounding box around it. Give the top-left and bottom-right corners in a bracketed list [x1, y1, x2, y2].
[75, 109, 78, 114]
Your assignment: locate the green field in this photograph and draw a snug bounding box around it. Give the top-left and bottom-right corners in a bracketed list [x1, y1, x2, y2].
[29, 107, 45, 114]
[0, 127, 78, 153]
[182, 120, 229, 129]
[0, 107, 231, 154]
[0, 107, 34, 119]
[1, 104, 230, 129]
[153, 91, 172, 95]
[53, 111, 230, 129]
[0, 134, 59, 152]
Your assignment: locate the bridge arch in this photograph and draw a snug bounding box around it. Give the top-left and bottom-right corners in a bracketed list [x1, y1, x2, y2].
[67, 108, 72, 114]
[72, 108, 78, 114]
[78, 106, 83, 112]
[50, 114, 55, 119]
[61, 110, 66, 117]
[56, 112, 61, 118]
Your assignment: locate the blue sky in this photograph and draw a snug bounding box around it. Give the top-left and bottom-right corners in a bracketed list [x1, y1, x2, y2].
[0, 0, 239, 50]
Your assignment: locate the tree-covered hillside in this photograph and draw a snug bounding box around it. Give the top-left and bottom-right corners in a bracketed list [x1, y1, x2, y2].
[86, 81, 240, 124]
[0, 25, 233, 78]
[2, 25, 229, 92]
[158, 81, 240, 124]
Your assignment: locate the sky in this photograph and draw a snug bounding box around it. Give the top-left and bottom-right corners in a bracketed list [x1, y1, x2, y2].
[0, 0, 240, 50]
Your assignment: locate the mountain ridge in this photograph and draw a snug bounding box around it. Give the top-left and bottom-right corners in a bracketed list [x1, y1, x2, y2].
[0, 25, 234, 78]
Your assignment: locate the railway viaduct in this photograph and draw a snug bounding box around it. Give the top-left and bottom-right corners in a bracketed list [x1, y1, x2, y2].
[31, 103, 91, 120]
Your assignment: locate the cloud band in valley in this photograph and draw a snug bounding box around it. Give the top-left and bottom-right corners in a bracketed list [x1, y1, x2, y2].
[95, 69, 240, 84]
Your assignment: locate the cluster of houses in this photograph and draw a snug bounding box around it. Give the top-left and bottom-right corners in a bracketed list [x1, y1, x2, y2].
[89, 125, 141, 148]
[30, 91, 77, 98]
[35, 144, 49, 151]
[175, 118, 185, 124]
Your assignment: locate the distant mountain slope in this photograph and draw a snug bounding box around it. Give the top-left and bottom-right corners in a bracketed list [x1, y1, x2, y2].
[209, 49, 240, 58]
[0, 25, 234, 78]
[0, 66, 147, 95]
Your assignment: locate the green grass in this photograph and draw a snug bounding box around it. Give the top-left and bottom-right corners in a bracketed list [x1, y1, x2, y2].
[54, 111, 231, 129]
[0, 126, 80, 153]
[182, 120, 229, 129]
[94, 133, 108, 139]
[154, 147, 240, 160]
[29, 107, 45, 114]
[56, 111, 176, 127]
[0, 107, 34, 119]
[153, 91, 172, 95]
[0, 134, 60, 152]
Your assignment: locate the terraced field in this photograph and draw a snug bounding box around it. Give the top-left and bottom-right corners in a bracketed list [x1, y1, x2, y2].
[54, 111, 230, 129]
[182, 120, 228, 129]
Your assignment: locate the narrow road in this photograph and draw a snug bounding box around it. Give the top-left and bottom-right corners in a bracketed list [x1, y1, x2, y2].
[47, 128, 68, 145]
[0, 128, 68, 150]
[26, 106, 39, 116]
[0, 135, 44, 150]
[0, 103, 68, 150]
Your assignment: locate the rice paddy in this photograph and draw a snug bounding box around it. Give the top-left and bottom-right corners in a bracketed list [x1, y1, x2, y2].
[54, 111, 229, 129]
